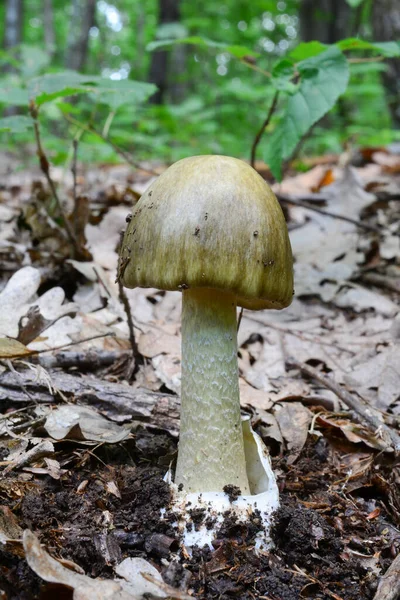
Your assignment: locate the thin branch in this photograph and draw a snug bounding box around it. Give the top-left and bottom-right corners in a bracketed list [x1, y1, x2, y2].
[72, 138, 78, 211]
[29, 102, 79, 255]
[277, 193, 382, 233]
[239, 58, 272, 79]
[287, 358, 400, 453]
[117, 280, 143, 379]
[237, 308, 244, 332]
[63, 113, 161, 176]
[373, 552, 400, 600]
[250, 91, 279, 169]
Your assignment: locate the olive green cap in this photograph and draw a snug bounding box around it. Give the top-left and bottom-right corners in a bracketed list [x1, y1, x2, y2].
[118, 155, 293, 310]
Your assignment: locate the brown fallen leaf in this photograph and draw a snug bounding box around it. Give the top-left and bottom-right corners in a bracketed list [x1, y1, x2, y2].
[275, 402, 313, 463]
[44, 405, 131, 443]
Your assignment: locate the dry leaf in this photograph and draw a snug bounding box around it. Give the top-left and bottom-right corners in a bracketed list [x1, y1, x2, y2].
[275, 402, 313, 463]
[44, 405, 131, 443]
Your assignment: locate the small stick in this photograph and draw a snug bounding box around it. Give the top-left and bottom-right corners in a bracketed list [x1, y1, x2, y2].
[71, 139, 78, 211]
[277, 193, 381, 233]
[63, 113, 161, 176]
[250, 91, 279, 169]
[288, 358, 400, 453]
[373, 552, 400, 600]
[29, 102, 79, 253]
[117, 280, 143, 377]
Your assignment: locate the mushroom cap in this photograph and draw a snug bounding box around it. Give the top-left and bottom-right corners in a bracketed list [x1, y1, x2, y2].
[118, 155, 293, 310]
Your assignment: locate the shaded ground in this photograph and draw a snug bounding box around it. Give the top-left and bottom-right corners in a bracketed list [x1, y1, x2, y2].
[1, 426, 398, 600]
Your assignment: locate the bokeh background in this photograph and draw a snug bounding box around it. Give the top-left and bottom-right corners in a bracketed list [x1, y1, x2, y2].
[1, 0, 399, 166]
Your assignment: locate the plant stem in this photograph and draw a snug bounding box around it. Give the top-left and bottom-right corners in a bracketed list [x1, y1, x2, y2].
[250, 91, 279, 169]
[175, 288, 250, 494]
[29, 102, 78, 254]
[62, 113, 160, 176]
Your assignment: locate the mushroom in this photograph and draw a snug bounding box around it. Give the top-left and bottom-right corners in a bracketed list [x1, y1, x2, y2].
[118, 155, 293, 540]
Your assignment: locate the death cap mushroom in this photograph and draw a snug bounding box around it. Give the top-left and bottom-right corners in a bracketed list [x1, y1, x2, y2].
[118, 154, 293, 309]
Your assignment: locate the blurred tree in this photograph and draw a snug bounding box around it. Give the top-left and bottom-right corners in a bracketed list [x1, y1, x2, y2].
[372, 0, 400, 128]
[300, 0, 352, 43]
[43, 0, 56, 59]
[148, 0, 182, 103]
[3, 0, 24, 51]
[65, 0, 96, 71]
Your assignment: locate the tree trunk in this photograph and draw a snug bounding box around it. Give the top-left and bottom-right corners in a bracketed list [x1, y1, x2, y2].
[3, 0, 23, 50]
[372, 0, 400, 128]
[148, 0, 182, 104]
[65, 0, 96, 71]
[43, 0, 56, 59]
[300, 0, 353, 43]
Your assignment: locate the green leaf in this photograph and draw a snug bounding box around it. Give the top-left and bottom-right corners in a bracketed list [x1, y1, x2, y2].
[20, 45, 50, 78]
[147, 36, 259, 58]
[345, 0, 364, 6]
[28, 72, 156, 108]
[271, 59, 297, 93]
[0, 85, 30, 106]
[265, 46, 349, 181]
[28, 72, 97, 104]
[337, 38, 400, 57]
[289, 41, 327, 62]
[0, 115, 33, 133]
[88, 78, 157, 111]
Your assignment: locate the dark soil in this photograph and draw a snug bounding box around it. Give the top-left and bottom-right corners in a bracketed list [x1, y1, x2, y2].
[0, 429, 398, 600]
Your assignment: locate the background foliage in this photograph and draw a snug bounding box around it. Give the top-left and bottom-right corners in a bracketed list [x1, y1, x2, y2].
[1, 0, 399, 178]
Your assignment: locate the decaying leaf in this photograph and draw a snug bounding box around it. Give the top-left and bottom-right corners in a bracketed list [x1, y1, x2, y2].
[22, 530, 190, 600]
[0, 337, 33, 359]
[44, 405, 132, 443]
[275, 402, 313, 463]
[4, 439, 55, 474]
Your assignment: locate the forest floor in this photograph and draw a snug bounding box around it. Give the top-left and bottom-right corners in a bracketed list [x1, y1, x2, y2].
[0, 148, 399, 600]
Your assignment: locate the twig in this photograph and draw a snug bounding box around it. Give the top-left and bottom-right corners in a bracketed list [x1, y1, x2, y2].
[63, 113, 161, 176]
[288, 358, 400, 453]
[277, 193, 381, 233]
[237, 308, 244, 332]
[239, 58, 272, 79]
[5, 359, 36, 403]
[29, 102, 79, 254]
[373, 552, 400, 600]
[250, 91, 279, 168]
[292, 565, 344, 600]
[23, 333, 115, 359]
[71, 139, 78, 212]
[117, 280, 143, 378]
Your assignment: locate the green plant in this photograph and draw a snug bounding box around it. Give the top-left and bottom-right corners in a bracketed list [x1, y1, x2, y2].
[148, 36, 400, 179]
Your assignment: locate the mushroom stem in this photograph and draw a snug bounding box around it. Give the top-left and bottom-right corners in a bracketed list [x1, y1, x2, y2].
[175, 288, 250, 494]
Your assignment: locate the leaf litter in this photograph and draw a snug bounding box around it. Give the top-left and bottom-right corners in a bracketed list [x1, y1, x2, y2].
[0, 148, 399, 599]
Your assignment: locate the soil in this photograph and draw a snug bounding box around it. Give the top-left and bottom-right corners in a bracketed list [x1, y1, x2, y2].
[0, 427, 398, 600]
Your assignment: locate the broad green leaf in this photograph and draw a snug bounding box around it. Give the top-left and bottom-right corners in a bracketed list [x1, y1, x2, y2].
[147, 36, 259, 58]
[28, 72, 97, 104]
[345, 0, 364, 6]
[337, 38, 400, 57]
[20, 45, 50, 78]
[0, 85, 30, 106]
[289, 41, 327, 62]
[0, 115, 33, 133]
[28, 72, 156, 108]
[89, 78, 157, 111]
[265, 46, 349, 180]
[271, 59, 297, 93]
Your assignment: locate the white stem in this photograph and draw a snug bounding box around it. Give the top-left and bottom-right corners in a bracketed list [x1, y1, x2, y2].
[175, 288, 250, 494]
